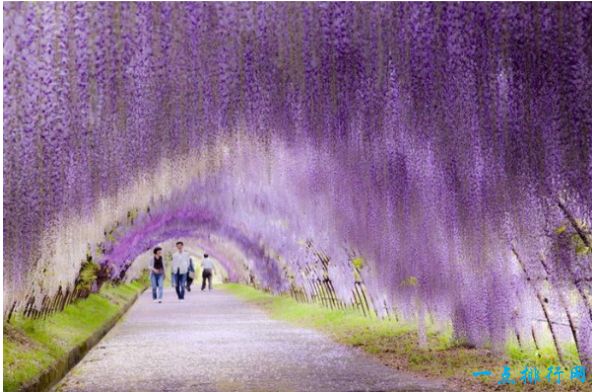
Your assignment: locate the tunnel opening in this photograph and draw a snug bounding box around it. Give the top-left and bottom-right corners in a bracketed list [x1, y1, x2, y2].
[3, 2, 592, 384]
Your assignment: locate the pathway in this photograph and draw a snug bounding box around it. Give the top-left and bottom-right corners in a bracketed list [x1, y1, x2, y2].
[54, 286, 449, 392]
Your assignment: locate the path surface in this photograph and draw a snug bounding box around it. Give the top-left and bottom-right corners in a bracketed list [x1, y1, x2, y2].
[54, 287, 449, 392]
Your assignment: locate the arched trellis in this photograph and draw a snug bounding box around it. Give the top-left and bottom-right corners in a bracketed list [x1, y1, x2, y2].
[3, 2, 592, 370]
[5, 200, 374, 323]
[101, 206, 287, 292]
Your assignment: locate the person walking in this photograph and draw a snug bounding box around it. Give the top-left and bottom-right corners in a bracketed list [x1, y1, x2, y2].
[171, 241, 190, 301]
[150, 247, 165, 303]
[186, 257, 195, 292]
[201, 253, 215, 291]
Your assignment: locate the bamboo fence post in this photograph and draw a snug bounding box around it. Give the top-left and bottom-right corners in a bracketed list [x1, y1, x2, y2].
[50, 289, 62, 315]
[512, 247, 565, 365]
[359, 282, 373, 317]
[41, 295, 49, 319]
[6, 300, 17, 323]
[316, 279, 330, 309]
[353, 283, 367, 317]
[324, 279, 338, 309]
[326, 278, 343, 309]
[60, 288, 70, 311]
[531, 325, 541, 351]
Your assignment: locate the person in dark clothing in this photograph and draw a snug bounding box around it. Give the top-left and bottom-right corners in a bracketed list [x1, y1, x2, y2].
[201, 253, 214, 291]
[149, 247, 165, 303]
[186, 258, 195, 291]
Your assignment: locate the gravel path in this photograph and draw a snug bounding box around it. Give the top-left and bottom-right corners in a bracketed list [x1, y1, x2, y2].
[54, 287, 450, 392]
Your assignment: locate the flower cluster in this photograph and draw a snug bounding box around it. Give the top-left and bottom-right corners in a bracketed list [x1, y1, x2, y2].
[4, 2, 591, 366]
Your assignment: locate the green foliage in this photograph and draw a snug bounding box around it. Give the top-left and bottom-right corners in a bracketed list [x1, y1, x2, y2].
[75, 261, 100, 291]
[3, 280, 146, 392]
[351, 257, 364, 269]
[400, 276, 418, 287]
[575, 244, 591, 255]
[573, 234, 591, 256]
[555, 225, 567, 235]
[556, 219, 591, 255]
[127, 207, 139, 223]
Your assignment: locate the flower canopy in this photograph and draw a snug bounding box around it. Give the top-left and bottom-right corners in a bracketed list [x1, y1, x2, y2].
[3, 2, 591, 364]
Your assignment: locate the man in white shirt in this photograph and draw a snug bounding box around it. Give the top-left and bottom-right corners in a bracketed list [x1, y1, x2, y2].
[171, 241, 191, 300]
[201, 254, 215, 291]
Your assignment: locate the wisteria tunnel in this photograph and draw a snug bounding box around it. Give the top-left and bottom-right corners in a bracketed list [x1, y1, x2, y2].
[3, 2, 592, 387]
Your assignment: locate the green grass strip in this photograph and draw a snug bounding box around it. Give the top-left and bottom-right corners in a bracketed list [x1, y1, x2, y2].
[3, 279, 147, 392]
[222, 283, 586, 391]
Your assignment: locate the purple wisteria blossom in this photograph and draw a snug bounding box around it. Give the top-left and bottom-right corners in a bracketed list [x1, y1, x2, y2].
[3, 2, 591, 367]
